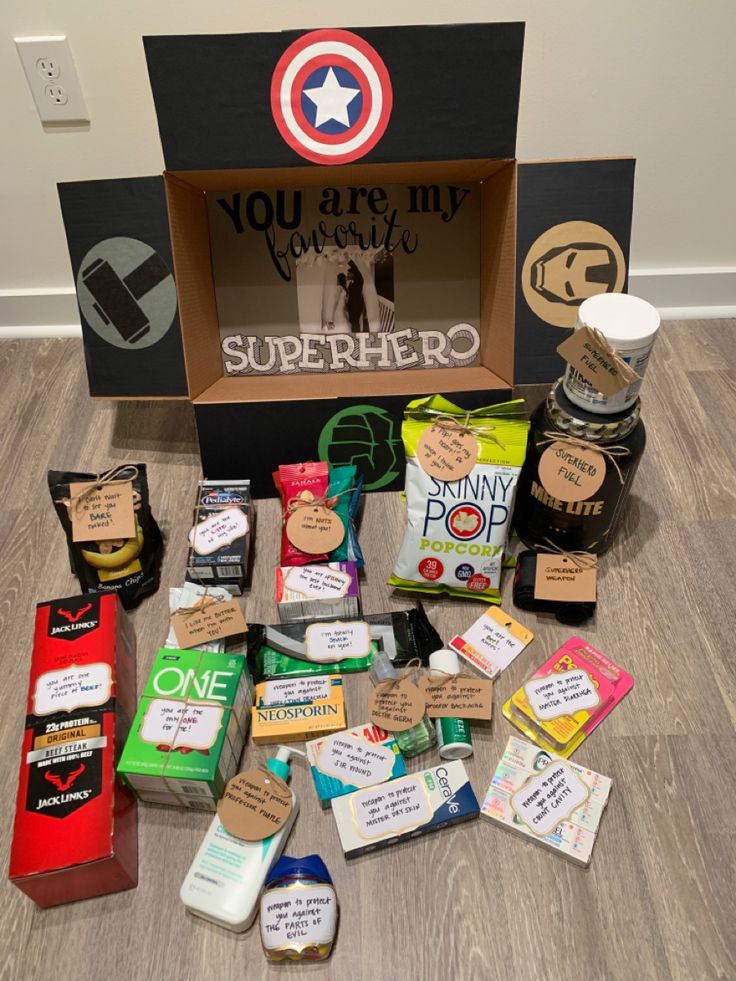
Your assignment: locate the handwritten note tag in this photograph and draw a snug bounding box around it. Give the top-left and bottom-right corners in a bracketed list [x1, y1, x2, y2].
[525, 668, 601, 721]
[510, 762, 589, 836]
[450, 607, 534, 679]
[534, 554, 597, 603]
[349, 776, 432, 839]
[538, 441, 606, 503]
[189, 507, 248, 555]
[140, 698, 223, 751]
[70, 480, 136, 542]
[557, 324, 640, 397]
[171, 599, 247, 649]
[304, 621, 372, 663]
[260, 884, 337, 952]
[416, 423, 478, 481]
[283, 565, 352, 599]
[263, 676, 331, 706]
[419, 675, 492, 720]
[286, 507, 345, 554]
[33, 663, 112, 715]
[368, 679, 426, 732]
[316, 732, 396, 788]
[218, 769, 292, 841]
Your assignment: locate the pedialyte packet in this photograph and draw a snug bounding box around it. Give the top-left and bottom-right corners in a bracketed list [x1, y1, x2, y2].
[390, 396, 529, 602]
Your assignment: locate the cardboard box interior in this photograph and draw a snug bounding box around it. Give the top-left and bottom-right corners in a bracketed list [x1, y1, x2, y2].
[163, 157, 517, 406]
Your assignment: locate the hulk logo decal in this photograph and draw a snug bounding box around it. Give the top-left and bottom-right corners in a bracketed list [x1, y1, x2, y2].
[318, 405, 402, 491]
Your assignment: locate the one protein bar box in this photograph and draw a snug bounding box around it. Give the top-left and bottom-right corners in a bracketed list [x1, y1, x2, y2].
[9, 594, 138, 907]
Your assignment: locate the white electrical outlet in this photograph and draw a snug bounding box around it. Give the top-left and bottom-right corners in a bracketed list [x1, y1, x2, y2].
[15, 36, 88, 123]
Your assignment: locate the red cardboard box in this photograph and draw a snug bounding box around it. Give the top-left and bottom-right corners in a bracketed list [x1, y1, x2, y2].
[9, 594, 138, 907]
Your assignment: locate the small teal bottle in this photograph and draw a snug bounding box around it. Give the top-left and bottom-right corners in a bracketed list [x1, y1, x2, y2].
[369, 651, 436, 758]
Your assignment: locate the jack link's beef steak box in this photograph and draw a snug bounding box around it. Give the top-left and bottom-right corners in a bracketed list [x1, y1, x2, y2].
[9, 594, 138, 907]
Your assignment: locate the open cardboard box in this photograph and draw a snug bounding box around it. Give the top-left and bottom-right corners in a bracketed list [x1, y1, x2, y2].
[167, 157, 515, 405]
[57, 24, 634, 496]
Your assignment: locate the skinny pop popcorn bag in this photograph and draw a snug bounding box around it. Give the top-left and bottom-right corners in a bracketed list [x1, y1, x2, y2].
[390, 396, 529, 602]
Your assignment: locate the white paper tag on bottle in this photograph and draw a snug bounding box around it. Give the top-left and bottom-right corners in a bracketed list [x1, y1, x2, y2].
[260, 884, 337, 951]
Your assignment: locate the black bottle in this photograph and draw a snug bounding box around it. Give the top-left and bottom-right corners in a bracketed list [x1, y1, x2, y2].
[513, 381, 646, 554]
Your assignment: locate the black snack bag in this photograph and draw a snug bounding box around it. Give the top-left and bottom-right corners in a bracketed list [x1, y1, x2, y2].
[48, 464, 163, 609]
[245, 603, 443, 682]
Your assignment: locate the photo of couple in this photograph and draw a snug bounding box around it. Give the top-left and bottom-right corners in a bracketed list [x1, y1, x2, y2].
[296, 247, 395, 335]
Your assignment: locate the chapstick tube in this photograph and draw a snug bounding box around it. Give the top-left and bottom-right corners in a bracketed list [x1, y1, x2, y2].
[563, 292, 661, 414]
[429, 649, 473, 760]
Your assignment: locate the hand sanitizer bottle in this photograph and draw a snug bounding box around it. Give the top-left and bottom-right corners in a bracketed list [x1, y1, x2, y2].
[180, 745, 305, 932]
[369, 651, 436, 758]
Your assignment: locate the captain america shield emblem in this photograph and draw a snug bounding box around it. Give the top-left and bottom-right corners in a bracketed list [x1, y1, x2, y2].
[271, 29, 393, 165]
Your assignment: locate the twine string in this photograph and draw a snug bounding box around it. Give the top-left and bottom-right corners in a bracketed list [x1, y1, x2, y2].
[71, 464, 139, 515]
[539, 430, 629, 484]
[541, 537, 598, 570]
[255, 763, 292, 801]
[580, 322, 641, 386]
[426, 666, 474, 686]
[176, 587, 220, 617]
[429, 412, 507, 452]
[284, 485, 353, 522]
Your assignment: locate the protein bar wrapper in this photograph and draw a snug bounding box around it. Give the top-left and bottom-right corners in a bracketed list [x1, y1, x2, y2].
[390, 396, 529, 602]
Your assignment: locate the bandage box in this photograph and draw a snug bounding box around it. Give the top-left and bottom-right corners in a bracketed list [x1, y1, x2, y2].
[481, 736, 612, 866]
[9, 594, 138, 908]
[186, 480, 253, 595]
[118, 648, 251, 810]
[331, 759, 479, 859]
[276, 561, 361, 624]
[306, 722, 405, 808]
[251, 675, 346, 744]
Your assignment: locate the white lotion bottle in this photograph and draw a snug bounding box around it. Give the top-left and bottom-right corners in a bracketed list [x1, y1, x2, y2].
[180, 745, 304, 932]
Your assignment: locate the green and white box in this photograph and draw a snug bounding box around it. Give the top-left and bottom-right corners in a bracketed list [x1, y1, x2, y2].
[118, 648, 252, 810]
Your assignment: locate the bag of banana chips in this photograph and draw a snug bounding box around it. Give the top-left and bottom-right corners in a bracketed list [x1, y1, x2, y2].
[48, 465, 163, 609]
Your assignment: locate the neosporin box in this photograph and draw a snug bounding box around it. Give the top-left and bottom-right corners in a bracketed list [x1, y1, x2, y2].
[118, 648, 252, 809]
[58, 23, 635, 496]
[251, 675, 346, 745]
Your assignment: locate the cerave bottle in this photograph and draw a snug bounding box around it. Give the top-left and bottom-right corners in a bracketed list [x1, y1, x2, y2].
[180, 746, 302, 932]
[513, 382, 645, 554]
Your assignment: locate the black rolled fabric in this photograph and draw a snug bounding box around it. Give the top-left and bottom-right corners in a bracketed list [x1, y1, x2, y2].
[513, 550, 595, 626]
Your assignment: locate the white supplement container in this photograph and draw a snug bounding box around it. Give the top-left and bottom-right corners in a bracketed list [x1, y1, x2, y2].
[562, 293, 661, 415]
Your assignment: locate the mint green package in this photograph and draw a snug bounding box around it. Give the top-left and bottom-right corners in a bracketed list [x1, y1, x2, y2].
[328, 464, 356, 562]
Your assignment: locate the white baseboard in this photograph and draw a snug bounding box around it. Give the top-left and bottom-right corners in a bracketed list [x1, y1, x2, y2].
[0, 268, 734, 337]
[0, 287, 81, 337]
[628, 266, 736, 320]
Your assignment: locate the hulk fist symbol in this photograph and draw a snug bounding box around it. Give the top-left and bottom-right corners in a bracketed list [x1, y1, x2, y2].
[318, 405, 403, 491]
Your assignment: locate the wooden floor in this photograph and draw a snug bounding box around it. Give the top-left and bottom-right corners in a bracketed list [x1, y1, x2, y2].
[0, 321, 734, 981]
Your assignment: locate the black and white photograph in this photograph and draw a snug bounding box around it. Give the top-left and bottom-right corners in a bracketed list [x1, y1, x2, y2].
[296, 246, 395, 335]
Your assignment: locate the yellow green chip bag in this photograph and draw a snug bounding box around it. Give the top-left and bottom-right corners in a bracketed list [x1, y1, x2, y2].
[389, 395, 529, 602]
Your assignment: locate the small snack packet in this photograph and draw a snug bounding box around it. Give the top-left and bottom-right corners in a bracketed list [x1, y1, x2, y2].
[275, 461, 331, 567]
[48, 464, 163, 609]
